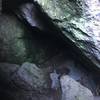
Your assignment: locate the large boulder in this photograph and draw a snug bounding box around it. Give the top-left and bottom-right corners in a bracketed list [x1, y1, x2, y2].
[0, 14, 62, 64]
[60, 75, 94, 100]
[11, 62, 51, 93]
[34, 0, 100, 71]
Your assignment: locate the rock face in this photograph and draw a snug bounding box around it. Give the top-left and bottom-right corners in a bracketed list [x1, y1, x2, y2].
[12, 62, 51, 93]
[60, 75, 94, 100]
[34, 0, 100, 70]
[0, 62, 51, 100]
[16, 3, 50, 33]
[0, 14, 33, 64]
[0, 14, 62, 64]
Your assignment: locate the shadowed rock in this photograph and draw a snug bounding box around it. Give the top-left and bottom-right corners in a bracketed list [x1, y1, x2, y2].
[0, 62, 52, 100]
[0, 14, 63, 64]
[0, 63, 20, 85]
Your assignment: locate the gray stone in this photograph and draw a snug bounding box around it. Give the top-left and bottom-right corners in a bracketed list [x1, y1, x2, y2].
[0, 14, 62, 64]
[34, 0, 100, 71]
[12, 62, 51, 93]
[60, 75, 94, 100]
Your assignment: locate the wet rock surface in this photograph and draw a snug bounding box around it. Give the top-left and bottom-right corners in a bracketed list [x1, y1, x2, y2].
[34, 0, 100, 71]
[60, 75, 94, 100]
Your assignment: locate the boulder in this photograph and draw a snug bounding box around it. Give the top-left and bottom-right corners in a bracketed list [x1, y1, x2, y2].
[34, 0, 100, 71]
[60, 75, 94, 100]
[12, 62, 51, 93]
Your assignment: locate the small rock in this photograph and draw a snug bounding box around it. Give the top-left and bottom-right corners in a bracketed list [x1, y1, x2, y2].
[60, 75, 94, 100]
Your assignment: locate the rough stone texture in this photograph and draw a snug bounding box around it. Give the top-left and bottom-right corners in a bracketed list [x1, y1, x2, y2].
[60, 75, 94, 100]
[0, 62, 52, 100]
[34, 0, 100, 70]
[17, 3, 48, 32]
[0, 14, 63, 64]
[15, 2, 66, 37]
[12, 62, 51, 93]
[0, 63, 20, 84]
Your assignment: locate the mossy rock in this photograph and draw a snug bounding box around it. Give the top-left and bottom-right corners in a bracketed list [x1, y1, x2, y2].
[0, 14, 62, 64]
